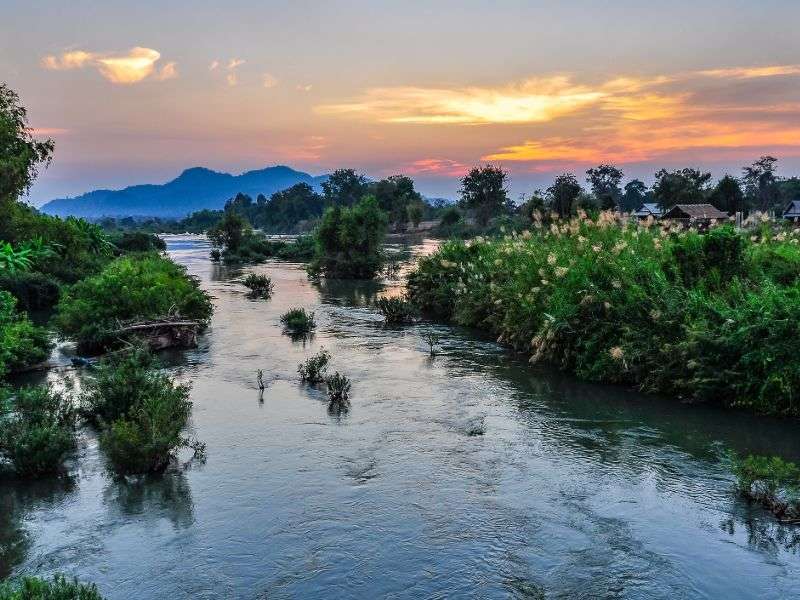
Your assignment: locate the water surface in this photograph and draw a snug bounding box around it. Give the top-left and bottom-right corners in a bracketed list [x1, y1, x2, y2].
[2, 235, 799, 599]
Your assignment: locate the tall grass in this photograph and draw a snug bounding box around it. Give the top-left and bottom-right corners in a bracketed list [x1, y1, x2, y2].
[407, 211, 800, 416]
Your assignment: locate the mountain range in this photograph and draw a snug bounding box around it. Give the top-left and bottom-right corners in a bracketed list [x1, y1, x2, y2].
[40, 166, 328, 218]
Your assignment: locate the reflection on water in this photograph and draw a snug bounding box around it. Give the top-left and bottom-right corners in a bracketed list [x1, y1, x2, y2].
[2, 234, 799, 599]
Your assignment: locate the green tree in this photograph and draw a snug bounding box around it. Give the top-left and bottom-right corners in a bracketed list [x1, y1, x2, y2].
[586, 164, 624, 210]
[652, 168, 712, 209]
[742, 155, 780, 212]
[372, 175, 422, 231]
[0, 83, 54, 202]
[208, 209, 247, 253]
[458, 165, 510, 227]
[710, 175, 744, 215]
[407, 201, 424, 228]
[310, 195, 388, 278]
[547, 173, 582, 219]
[322, 168, 369, 207]
[621, 179, 649, 212]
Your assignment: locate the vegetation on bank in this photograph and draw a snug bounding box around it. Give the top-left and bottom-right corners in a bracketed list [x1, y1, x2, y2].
[732, 454, 800, 522]
[0, 292, 51, 376]
[0, 574, 104, 599]
[408, 212, 800, 416]
[54, 253, 213, 352]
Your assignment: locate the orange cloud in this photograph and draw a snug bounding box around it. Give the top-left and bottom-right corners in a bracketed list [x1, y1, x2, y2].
[403, 158, 470, 177]
[41, 47, 174, 84]
[698, 64, 800, 79]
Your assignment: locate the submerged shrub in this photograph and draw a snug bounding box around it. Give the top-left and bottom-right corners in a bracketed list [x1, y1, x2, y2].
[81, 347, 195, 475]
[242, 273, 274, 299]
[375, 297, 415, 324]
[298, 348, 331, 384]
[280, 308, 316, 334]
[54, 253, 213, 352]
[0, 386, 76, 477]
[0, 574, 104, 599]
[731, 453, 800, 522]
[325, 372, 351, 404]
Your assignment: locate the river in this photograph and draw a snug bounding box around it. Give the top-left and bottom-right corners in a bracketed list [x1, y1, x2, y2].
[2, 235, 799, 599]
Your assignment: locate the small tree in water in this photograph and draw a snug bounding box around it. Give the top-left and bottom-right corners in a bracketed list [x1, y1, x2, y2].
[298, 348, 331, 384]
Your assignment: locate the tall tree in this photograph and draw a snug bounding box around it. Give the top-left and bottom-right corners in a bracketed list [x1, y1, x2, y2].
[621, 179, 649, 212]
[710, 175, 744, 215]
[321, 169, 369, 207]
[742, 156, 780, 212]
[372, 175, 422, 231]
[0, 83, 54, 202]
[652, 168, 712, 209]
[547, 173, 582, 219]
[586, 164, 623, 210]
[458, 165, 509, 226]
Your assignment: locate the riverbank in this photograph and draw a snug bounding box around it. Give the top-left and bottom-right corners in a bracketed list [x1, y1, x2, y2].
[407, 212, 800, 416]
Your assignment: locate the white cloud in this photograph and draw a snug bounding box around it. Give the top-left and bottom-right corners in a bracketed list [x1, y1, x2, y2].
[41, 47, 175, 85]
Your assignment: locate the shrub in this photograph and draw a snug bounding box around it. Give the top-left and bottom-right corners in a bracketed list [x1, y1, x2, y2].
[109, 231, 166, 253]
[242, 273, 274, 299]
[298, 348, 331, 383]
[731, 453, 800, 521]
[406, 213, 800, 416]
[82, 347, 194, 475]
[280, 308, 316, 334]
[0, 386, 75, 477]
[309, 196, 388, 279]
[54, 253, 213, 352]
[326, 372, 351, 403]
[277, 235, 316, 261]
[0, 574, 104, 599]
[0, 291, 52, 377]
[375, 297, 415, 324]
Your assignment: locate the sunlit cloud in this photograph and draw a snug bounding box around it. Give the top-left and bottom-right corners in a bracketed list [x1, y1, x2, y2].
[296, 84, 313, 92]
[210, 57, 245, 86]
[31, 128, 70, 136]
[262, 73, 279, 88]
[209, 60, 220, 71]
[698, 64, 800, 80]
[317, 77, 603, 124]
[403, 158, 469, 177]
[41, 47, 175, 84]
[273, 135, 328, 161]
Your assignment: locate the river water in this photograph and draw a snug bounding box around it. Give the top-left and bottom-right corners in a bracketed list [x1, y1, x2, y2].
[2, 235, 799, 599]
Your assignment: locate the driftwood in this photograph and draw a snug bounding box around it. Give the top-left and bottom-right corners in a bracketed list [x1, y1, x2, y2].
[113, 317, 201, 351]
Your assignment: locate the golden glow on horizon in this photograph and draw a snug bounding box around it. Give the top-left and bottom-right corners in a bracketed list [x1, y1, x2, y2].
[41, 47, 172, 84]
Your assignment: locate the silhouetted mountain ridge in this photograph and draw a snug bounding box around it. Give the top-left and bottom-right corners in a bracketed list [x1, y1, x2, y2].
[40, 165, 328, 218]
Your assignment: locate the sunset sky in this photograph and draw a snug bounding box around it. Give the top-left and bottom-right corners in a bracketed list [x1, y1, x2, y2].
[4, 0, 800, 204]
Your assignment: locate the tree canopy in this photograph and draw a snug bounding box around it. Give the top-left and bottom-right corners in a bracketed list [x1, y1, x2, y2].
[458, 165, 510, 226]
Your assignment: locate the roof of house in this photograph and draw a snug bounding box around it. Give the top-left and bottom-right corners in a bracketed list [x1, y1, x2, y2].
[662, 203, 729, 220]
[783, 200, 800, 218]
[633, 203, 663, 217]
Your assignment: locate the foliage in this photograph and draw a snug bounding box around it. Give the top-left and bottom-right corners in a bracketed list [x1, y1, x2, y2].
[0, 291, 52, 377]
[622, 179, 650, 212]
[322, 169, 369, 207]
[108, 231, 166, 253]
[0, 270, 61, 311]
[325, 372, 351, 403]
[280, 308, 316, 334]
[547, 174, 582, 218]
[309, 195, 388, 279]
[82, 347, 194, 474]
[242, 273, 274, 299]
[458, 165, 510, 227]
[0, 574, 104, 599]
[207, 209, 247, 254]
[586, 164, 624, 210]
[375, 297, 415, 324]
[0, 386, 75, 477]
[407, 212, 800, 416]
[54, 253, 212, 351]
[222, 185, 325, 233]
[710, 175, 744, 215]
[297, 348, 331, 383]
[373, 175, 422, 231]
[0, 83, 54, 202]
[653, 168, 712, 209]
[742, 156, 780, 212]
[731, 453, 800, 521]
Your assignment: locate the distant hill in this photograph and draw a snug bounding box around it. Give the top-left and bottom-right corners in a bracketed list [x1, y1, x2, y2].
[40, 166, 328, 218]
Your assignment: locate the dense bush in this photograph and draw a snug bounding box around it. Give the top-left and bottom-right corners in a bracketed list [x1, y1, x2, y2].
[0, 574, 104, 599]
[0, 292, 52, 377]
[82, 348, 195, 474]
[54, 253, 213, 351]
[0, 271, 60, 311]
[298, 348, 331, 383]
[309, 196, 388, 279]
[731, 453, 800, 521]
[108, 231, 166, 253]
[375, 297, 415, 324]
[242, 273, 273, 299]
[407, 212, 800, 416]
[0, 386, 75, 477]
[280, 308, 316, 334]
[326, 372, 351, 404]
